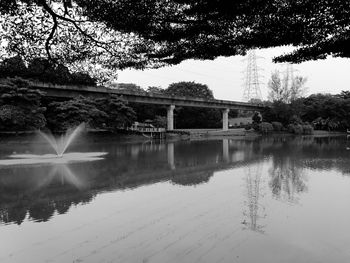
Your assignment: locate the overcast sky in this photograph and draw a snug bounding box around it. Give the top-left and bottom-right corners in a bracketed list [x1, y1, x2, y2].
[117, 46, 350, 101]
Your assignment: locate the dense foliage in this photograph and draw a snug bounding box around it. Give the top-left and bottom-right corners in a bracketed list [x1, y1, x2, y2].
[267, 71, 307, 103]
[95, 95, 136, 130]
[0, 74, 348, 133]
[163, 82, 221, 129]
[262, 92, 350, 131]
[129, 103, 166, 124]
[0, 78, 46, 131]
[124, 81, 222, 129]
[45, 96, 106, 131]
[0, 1, 349, 70]
[0, 56, 96, 85]
[45, 95, 135, 131]
[165, 82, 214, 99]
[0, 77, 135, 132]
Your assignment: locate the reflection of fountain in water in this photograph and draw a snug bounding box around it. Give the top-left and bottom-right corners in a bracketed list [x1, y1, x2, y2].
[242, 164, 266, 233]
[0, 124, 107, 166]
[34, 164, 87, 190]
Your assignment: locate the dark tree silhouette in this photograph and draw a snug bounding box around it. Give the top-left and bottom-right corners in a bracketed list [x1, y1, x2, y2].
[0, 77, 46, 131]
[95, 95, 136, 130]
[165, 81, 214, 99]
[162, 82, 221, 128]
[0, 1, 348, 69]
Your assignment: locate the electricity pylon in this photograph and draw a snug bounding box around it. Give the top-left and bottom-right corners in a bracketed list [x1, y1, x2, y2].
[242, 50, 263, 102]
[281, 63, 298, 91]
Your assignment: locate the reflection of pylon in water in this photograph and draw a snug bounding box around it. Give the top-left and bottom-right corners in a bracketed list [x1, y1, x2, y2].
[242, 50, 263, 102]
[243, 164, 265, 233]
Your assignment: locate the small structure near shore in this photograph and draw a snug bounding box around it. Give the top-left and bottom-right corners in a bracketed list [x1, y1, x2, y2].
[229, 117, 252, 128]
[128, 122, 166, 139]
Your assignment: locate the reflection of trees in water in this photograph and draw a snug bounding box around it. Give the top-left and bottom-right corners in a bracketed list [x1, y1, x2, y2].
[28, 202, 56, 223]
[0, 204, 27, 225]
[261, 136, 350, 198]
[0, 164, 94, 225]
[171, 171, 213, 186]
[242, 165, 265, 233]
[0, 185, 94, 225]
[2, 136, 347, 226]
[0, 139, 260, 226]
[269, 157, 307, 203]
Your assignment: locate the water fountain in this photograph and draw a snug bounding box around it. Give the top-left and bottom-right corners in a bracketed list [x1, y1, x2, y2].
[0, 124, 107, 166]
[39, 123, 86, 157]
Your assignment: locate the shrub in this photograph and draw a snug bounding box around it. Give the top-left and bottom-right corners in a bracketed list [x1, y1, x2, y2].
[95, 95, 136, 131]
[252, 111, 262, 124]
[288, 124, 303, 134]
[290, 115, 302, 124]
[271, 121, 283, 131]
[153, 115, 167, 128]
[259, 122, 273, 134]
[287, 124, 293, 133]
[244, 124, 252, 130]
[252, 122, 259, 131]
[302, 124, 314, 135]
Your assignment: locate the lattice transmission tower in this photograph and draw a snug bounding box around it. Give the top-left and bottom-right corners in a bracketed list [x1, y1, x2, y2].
[282, 63, 298, 90]
[242, 50, 263, 102]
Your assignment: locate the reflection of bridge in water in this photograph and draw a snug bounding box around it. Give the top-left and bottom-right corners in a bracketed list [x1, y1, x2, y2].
[0, 139, 262, 225]
[1, 136, 349, 225]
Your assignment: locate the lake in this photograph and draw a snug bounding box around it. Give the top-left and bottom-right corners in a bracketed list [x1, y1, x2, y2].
[0, 135, 350, 263]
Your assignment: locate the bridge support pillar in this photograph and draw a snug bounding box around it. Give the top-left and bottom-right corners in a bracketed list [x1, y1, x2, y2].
[222, 108, 230, 131]
[167, 105, 175, 131]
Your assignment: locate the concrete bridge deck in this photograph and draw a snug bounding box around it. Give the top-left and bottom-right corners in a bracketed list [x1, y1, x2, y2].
[27, 81, 264, 131]
[29, 81, 264, 110]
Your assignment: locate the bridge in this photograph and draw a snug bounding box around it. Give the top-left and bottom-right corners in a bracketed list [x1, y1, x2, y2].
[29, 81, 264, 131]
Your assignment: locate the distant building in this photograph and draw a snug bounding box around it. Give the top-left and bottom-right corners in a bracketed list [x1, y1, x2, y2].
[229, 117, 252, 128]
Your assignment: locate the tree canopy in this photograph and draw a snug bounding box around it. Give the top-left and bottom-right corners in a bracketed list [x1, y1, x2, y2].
[165, 81, 214, 99]
[262, 91, 350, 130]
[0, 77, 46, 131]
[0, 0, 349, 70]
[163, 81, 221, 128]
[0, 56, 96, 85]
[267, 70, 307, 103]
[45, 95, 135, 131]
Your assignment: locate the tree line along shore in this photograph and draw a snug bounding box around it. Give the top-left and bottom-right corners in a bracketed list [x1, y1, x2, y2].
[0, 57, 349, 134]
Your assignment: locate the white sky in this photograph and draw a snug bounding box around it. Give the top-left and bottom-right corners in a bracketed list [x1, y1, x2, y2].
[117, 46, 350, 101]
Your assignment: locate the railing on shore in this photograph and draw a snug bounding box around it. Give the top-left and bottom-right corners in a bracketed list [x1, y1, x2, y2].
[127, 127, 166, 133]
[126, 127, 166, 139]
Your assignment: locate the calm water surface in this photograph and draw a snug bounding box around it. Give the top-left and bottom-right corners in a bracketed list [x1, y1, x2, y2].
[1, 135, 350, 263]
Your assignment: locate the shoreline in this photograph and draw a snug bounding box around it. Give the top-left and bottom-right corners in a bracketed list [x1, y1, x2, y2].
[0, 129, 347, 144]
[167, 128, 347, 138]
